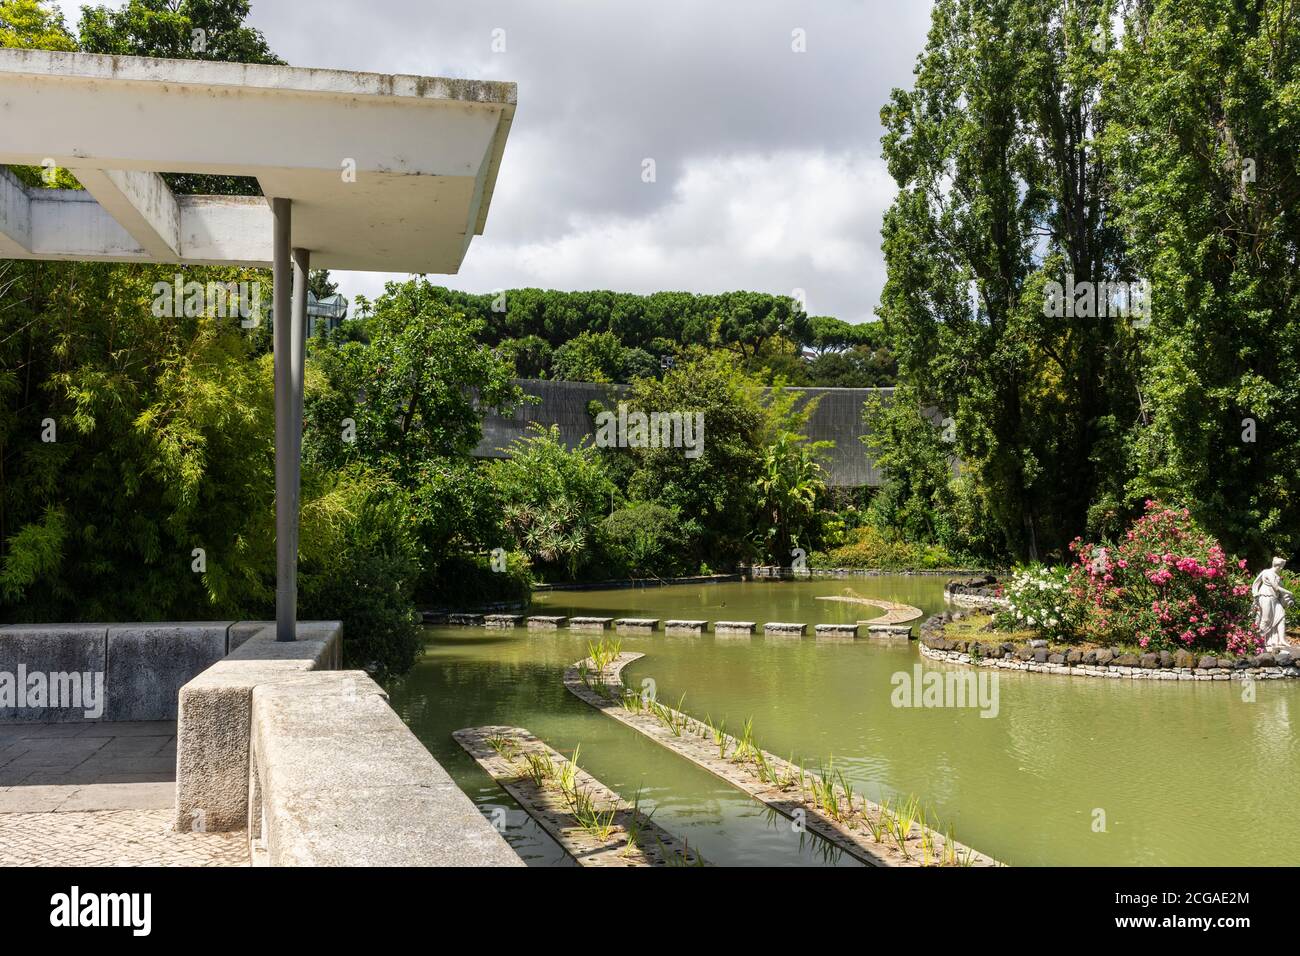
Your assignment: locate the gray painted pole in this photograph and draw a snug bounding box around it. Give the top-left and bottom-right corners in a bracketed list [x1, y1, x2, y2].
[272, 198, 296, 642]
[291, 248, 310, 455]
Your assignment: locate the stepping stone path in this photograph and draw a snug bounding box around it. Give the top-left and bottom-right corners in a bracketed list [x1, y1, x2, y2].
[453, 726, 701, 867]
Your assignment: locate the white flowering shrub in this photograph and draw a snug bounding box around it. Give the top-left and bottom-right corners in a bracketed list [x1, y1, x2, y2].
[996, 563, 1083, 641]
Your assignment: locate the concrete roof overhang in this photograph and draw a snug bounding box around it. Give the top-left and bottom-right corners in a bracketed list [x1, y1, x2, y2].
[0, 49, 516, 272]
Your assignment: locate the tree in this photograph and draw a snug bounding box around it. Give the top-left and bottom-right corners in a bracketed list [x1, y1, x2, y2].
[552, 330, 629, 383]
[495, 335, 553, 378]
[78, 0, 281, 63]
[621, 350, 772, 568]
[304, 279, 521, 484]
[1104, 0, 1300, 560]
[755, 431, 828, 563]
[0, 0, 75, 49]
[489, 425, 616, 580]
[878, 0, 1130, 560]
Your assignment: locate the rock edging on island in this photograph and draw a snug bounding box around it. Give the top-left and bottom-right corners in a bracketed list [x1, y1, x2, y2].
[918, 614, 1300, 681]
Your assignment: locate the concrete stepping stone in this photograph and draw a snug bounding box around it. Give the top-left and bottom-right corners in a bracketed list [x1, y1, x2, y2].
[815, 623, 860, 638]
[867, 624, 914, 641]
[614, 618, 659, 633]
[568, 617, 613, 631]
[483, 614, 524, 628]
[713, 621, 756, 635]
[526, 616, 568, 629]
[664, 620, 707, 634]
[763, 622, 807, 636]
[448, 613, 484, 626]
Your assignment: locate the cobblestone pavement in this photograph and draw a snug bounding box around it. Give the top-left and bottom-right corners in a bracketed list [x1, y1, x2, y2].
[0, 721, 247, 866]
[0, 809, 248, 866]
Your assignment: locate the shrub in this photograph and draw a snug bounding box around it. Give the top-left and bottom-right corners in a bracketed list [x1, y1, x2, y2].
[490, 424, 616, 580]
[298, 479, 424, 680]
[810, 525, 958, 570]
[996, 564, 1083, 642]
[1068, 500, 1257, 655]
[598, 503, 688, 578]
[418, 551, 532, 607]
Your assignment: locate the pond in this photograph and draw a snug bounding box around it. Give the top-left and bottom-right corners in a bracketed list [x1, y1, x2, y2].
[384, 576, 1300, 866]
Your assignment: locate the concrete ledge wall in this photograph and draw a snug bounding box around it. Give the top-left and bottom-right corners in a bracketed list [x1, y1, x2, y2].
[0, 621, 244, 723]
[174, 621, 341, 833]
[249, 671, 522, 866]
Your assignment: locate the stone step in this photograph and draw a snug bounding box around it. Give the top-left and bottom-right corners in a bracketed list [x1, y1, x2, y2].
[664, 620, 708, 634]
[764, 622, 807, 636]
[483, 614, 524, 628]
[713, 621, 756, 634]
[568, 617, 614, 630]
[526, 616, 568, 628]
[867, 624, 914, 640]
[815, 623, 860, 638]
[614, 618, 659, 632]
[448, 613, 484, 626]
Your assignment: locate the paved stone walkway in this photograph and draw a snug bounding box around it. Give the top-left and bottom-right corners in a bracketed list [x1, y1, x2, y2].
[0, 721, 247, 866]
[0, 808, 247, 866]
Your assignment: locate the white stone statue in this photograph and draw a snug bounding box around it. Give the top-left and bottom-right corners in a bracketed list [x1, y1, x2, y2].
[1251, 557, 1294, 651]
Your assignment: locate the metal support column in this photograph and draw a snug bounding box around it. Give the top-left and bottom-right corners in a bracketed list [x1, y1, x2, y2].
[272, 197, 299, 642]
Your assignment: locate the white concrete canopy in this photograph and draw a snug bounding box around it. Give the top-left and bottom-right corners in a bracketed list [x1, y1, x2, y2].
[0, 50, 516, 641]
[0, 49, 516, 272]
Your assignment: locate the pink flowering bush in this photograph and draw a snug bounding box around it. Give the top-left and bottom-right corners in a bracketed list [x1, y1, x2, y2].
[1068, 500, 1258, 655]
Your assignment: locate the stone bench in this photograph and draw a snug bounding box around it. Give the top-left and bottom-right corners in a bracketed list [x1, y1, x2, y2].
[0, 621, 240, 723]
[249, 671, 520, 867]
[568, 617, 613, 631]
[615, 618, 659, 633]
[664, 620, 707, 634]
[764, 622, 807, 636]
[526, 615, 567, 629]
[815, 623, 860, 638]
[482, 614, 524, 628]
[713, 621, 756, 635]
[174, 622, 341, 833]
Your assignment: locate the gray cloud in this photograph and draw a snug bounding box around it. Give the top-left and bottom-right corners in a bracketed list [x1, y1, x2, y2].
[56, 0, 933, 323]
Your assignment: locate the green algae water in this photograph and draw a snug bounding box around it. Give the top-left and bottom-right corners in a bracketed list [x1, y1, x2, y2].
[384, 576, 1300, 866]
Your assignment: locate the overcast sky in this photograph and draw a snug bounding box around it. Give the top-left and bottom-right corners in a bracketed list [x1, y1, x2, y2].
[54, 1, 933, 323]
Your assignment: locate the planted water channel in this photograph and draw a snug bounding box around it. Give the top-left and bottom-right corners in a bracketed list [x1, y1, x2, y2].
[385, 576, 1300, 866]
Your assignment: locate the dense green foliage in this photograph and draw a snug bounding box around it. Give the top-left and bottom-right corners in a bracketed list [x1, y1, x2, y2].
[874, 0, 1300, 566]
[403, 285, 897, 388]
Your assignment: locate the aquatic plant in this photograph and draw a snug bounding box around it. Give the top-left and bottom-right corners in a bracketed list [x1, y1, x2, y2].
[710, 717, 728, 759]
[892, 795, 921, 859]
[864, 797, 889, 843]
[587, 636, 624, 673]
[731, 716, 756, 763]
[558, 744, 582, 797]
[522, 750, 555, 788]
[486, 733, 519, 762]
[623, 786, 655, 855]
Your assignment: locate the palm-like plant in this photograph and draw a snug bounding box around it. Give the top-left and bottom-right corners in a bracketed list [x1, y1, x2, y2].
[755, 431, 826, 564]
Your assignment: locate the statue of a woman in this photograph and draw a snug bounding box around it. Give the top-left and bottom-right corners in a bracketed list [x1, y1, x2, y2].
[1252, 557, 1294, 651]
